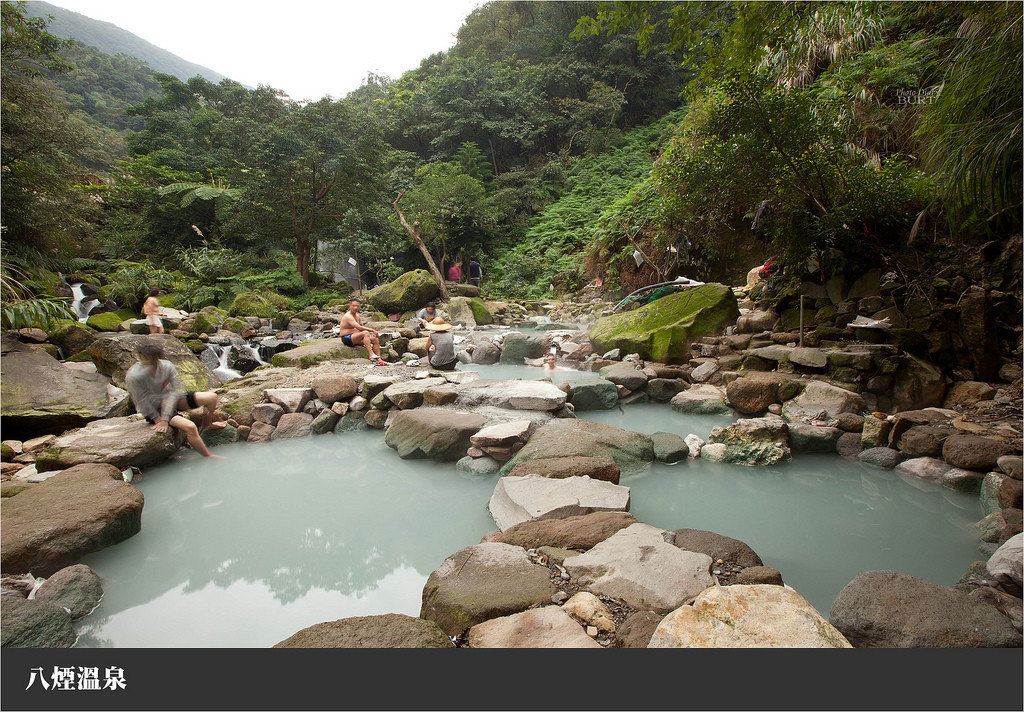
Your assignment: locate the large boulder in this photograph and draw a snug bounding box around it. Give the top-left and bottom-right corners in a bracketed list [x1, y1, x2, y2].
[420, 542, 555, 636]
[446, 296, 478, 328]
[365, 270, 439, 314]
[986, 533, 1022, 589]
[34, 564, 103, 619]
[466, 606, 600, 648]
[227, 290, 290, 318]
[488, 475, 630, 531]
[670, 384, 730, 415]
[501, 418, 653, 475]
[384, 408, 486, 461]
[892, 355, 947, 411]
[470, 341, 500, 365]
[35, 416, 180, 472]
[49, 322, 97, 356]
[274, 614, 452, 648]
[781, 380, 864, 421]
[707, 416, 791, 466]
[598, 363, 648, 391]
[270, 339, 369, 368]
[942, 434, 1013, 472]
[649, 585, 851, 648]
[499, 332, 550, 364]
[1, 464, 144, 576]
[788, 422, 842, 453]
[0, 338, 130, 438]
[829, 571, 1021, 647]
[1, 596, 75, 648]
[726, 373, 801, 415]
[558, 373, 618, 411]
[87, 333, 220, 391]
[564, 523, 714, 611]
[589, 284, 739, 363]
[487, 511, 637, 550]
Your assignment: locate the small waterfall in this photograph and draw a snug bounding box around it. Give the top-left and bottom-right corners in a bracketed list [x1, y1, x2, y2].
[209, 345, 242, 381]
[70, 283, 98, 323]
[240, 342, 267, 366]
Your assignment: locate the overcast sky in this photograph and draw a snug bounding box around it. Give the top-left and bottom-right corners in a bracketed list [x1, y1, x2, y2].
[46, 0, 483, 100]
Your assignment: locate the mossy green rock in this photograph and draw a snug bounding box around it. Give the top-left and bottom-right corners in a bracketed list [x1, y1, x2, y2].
[365, 270, 439, 315]
[0, 338, 132, 438]
[86, 312, 125, 332]
[229, 291, 291, 318]
[86, 333, 220, 391]
[269, 339, 368, 368]
[221, 317, 247, 334]
[588, 284, 739, 363]
[49, 323, 97, 356]
[468, 298, 492, 325]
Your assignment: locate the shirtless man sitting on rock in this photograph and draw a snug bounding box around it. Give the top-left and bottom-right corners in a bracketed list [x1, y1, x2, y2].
[125, 341, 226, 459]
[339, 298, 387, 366]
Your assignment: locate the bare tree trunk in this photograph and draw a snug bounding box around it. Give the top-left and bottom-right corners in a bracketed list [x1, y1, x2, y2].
[392, 193, 450, 301]
[296, 236, 311, 285]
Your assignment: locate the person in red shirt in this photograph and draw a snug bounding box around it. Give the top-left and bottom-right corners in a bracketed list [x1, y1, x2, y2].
[448, 262, 463, 282]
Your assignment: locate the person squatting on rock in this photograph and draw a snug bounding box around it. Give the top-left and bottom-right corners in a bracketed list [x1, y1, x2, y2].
[142, 288, 164, 334]
[424, 317, 457, 370]
[339, 298, 386, 366]
[125, 341, 226, 459]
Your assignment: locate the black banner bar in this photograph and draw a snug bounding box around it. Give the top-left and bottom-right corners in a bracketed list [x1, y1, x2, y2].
[2, 648, 1022, 711]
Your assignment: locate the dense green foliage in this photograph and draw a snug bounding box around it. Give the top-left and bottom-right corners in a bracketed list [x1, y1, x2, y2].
[1, 0, 1020, 316]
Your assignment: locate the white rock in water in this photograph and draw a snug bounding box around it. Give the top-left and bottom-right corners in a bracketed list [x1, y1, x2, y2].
[684, 434, 705, 459]
[700, 443, 728, 462]
[488, 474, 630, 531]
[563, 523, 714, 612]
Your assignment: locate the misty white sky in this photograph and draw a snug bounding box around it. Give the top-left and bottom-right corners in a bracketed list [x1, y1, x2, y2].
[45, 0, 483, 100]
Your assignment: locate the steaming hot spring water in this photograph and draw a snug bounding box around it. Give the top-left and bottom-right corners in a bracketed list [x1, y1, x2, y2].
[76, 364, 983, 647]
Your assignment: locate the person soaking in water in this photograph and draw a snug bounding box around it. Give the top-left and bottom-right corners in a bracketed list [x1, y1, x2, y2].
[125, 341, 226, 459]
[142, 288, 164, 334]
[339, 298, 387, 366]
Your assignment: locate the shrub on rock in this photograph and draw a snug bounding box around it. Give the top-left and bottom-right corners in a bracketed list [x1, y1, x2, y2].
[228, 291, 291, 318]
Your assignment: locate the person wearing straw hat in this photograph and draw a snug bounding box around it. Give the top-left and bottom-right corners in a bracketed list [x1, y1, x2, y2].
[423, 316, 457, 370]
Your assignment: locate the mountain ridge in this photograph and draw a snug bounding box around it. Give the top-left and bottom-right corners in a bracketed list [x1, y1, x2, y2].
[25, 1, 230, 84]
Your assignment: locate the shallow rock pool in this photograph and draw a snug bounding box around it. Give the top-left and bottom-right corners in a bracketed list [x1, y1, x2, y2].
[77, 405, 983, 647]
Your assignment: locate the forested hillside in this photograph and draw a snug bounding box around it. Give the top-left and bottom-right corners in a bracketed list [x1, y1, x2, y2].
[2, 0, 1021, 332]
[24, 1, 227, 83]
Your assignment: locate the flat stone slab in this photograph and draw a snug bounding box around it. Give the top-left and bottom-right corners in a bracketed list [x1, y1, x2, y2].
[420, 542, 555, 635]
[487, 511, 637, 550]
[455, 380, 567, 412]
[563, 523, 715, 612]
[788, 347, 827, 369]
[269, 338, 368, 368]
[670, 384, 730, 415]
[34, 416, 180, 472]
[650, 585, 851, 648]
[502, 418, 654, 475]
[274, 613, 452, 648]
[488, 475, 630, 531]
[506, 455, 621, 484]
[470, 419, 535, 448]
[382, 377, 447, 409]
[1, 464, 144, 576]
[467, 606, 600, 648]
